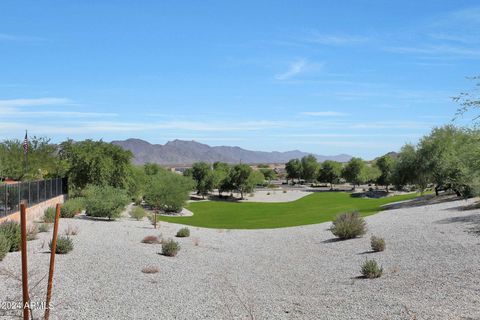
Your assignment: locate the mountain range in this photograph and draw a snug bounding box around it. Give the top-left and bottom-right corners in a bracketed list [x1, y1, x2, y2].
[111, 139, 352, 165]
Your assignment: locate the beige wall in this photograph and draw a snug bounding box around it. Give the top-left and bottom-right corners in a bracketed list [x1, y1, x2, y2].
[0, 195, 66, 224]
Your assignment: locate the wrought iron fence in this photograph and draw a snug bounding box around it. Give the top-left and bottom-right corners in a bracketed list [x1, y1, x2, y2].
[0, 177, 68, 218]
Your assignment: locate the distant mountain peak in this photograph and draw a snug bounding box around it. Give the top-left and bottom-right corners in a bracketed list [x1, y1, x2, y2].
[111, 139, 353, 165]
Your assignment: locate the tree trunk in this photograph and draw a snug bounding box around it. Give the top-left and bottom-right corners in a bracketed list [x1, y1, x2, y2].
[435, 186, 439, 196]
[330, 183, 333, 190]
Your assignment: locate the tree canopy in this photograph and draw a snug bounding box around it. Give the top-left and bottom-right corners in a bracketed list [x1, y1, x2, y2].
[285, 159, 302, 182]
[318, 160, 342, 189]
[342, 157, 366, 187]
[375, 155, 395, 190]
[60, 139, 133, 192]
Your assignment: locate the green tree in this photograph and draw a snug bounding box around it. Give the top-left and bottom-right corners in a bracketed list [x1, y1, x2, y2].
[259, 168, 277, 183]
[145, 171, 194, 213]
[453, 75, 480, 123]
[318, 160, 342, 190]
[230, 164, 254, 199]
[249, 170, 265, 187]
[0, 137, 67, 181]
[375, 155, 395, 191]
[190, 162, 215, 198]
[392, 144, 427, 191]
[212, 162, 230, 196]
[285, 159, 302, 183]
[342, 157, 366, 189]
[60, 139, 133, 192]
[144, 163, 162, 176]
[301, 155, 319, 182]
[362, 165, 381, 185]
[127, 165, 148, 203]
[417, 125, 478, 196]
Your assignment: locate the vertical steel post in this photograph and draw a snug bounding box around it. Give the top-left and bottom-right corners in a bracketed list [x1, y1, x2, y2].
[44, 204, 61, 320]
[20, 204, 30, 320]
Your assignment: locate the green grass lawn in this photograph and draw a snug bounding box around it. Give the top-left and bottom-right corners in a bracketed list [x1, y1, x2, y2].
[158, 191, 420, 229]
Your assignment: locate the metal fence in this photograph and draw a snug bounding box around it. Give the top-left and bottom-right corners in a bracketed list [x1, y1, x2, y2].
[0, 177, 68, 218]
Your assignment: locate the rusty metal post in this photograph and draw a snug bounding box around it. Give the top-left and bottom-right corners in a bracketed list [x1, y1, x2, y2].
[20, 204, 30, 320]
[44, 203, 61, 320]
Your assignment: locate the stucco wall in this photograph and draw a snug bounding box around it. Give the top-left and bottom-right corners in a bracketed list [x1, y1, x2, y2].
[0, 194, 66, 225]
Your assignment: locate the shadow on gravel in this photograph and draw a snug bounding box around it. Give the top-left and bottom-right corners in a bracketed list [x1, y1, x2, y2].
[321, 238, 344, 244]
[358, 250, 375, 255]
[436, 213, 480, 236]
[382, 194, 460, 211]
[76, 215, 117, 222]
[444, 201, 480, 212]
[435, 213, 480, 224]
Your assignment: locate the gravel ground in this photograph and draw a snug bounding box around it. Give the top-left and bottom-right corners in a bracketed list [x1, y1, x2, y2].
[1, 198, 479, 320]
[239, 190, 311, 202]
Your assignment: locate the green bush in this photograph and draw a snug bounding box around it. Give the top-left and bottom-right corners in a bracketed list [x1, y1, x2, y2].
[61, 197, 85, 218]
[176, 227, 190, 238]
[43, 207, 56, 223]
[50, 236, 73, 254]
[360, 259, 383, 279]
[145, 171, 194, 213]
[0, 233, 10, 261]
[38, 223, 50, 233]
[329, 211, 366, 240]
[84, 185, 129, 220]
[370, 236, 386, 252]
[0, 221, 21, 252]
[130, 207, 146, 221]
[161, 239, 180, 257]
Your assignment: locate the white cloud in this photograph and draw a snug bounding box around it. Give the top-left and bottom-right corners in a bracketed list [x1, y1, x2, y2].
[383, 44, 480, 58]
[275, 59, 321, 80]
[0, 33, 46, 42]
[0, 98, 72, 108]
[306, 33, 369, 46]
[300, 111, 348, 117]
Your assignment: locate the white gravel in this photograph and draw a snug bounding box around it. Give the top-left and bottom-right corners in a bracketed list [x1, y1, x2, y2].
[1, 198, 479, 319]
[240, 189, 311, 202]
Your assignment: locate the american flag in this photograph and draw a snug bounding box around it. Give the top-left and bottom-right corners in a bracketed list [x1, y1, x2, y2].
[23, 131, 28, 155]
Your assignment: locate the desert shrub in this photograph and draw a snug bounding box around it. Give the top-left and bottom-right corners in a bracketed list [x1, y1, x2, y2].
[360, 259, 383, 278]
[130, 207, 146, 221]
[141, 266, 159, 274]
[43, 207, 56, 223]
[64, 225, 79, 236]
[50, 236, 73, 254]
[84, 185, 129, 220]
[176, 227, 190, 238]
[0, 233, 10, 261]
[26, 225, 38, 241]
[61, 197, 85, 218]
[38, 223, 50, 233]
[0, 221, 21, 252]
[371, 236, 386, 252]
[141, 235, 162, 244]
[329, 211, 366, 240]
[161, 239, 180, 257]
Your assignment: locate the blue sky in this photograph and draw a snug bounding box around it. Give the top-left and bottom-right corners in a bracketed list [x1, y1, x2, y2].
[0, 1, 479, 159]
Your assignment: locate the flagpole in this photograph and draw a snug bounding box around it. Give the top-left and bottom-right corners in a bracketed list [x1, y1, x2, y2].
[23, 130, 28, 178]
